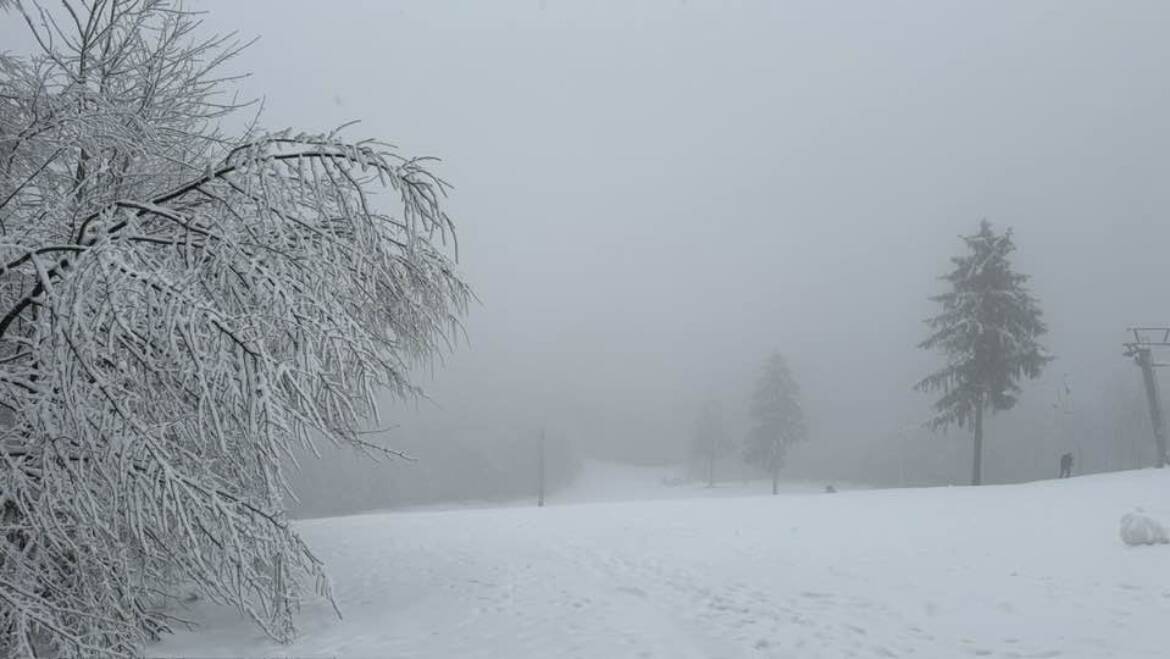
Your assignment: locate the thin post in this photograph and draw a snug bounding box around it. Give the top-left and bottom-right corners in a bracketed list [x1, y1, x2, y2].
[972, 400, 984, 486]
[537, 428, 546, 507]
[1135, 348, 1168, 468]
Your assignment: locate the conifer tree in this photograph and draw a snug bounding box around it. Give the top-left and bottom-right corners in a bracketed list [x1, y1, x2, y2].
[744, 353, 807, 494]
[691, 400, 730, 487]
[917, 220, 1052, 485]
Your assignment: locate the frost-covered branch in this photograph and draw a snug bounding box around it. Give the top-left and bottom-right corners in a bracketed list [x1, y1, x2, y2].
[0, 1, 470, 655]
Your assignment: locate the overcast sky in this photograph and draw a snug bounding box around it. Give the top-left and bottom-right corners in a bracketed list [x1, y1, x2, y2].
[6, 0, 1169, 466]
[198, 0, 1170, 463]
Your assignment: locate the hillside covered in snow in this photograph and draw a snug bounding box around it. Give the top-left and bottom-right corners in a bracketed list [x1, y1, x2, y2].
[155, 465, 1170, 658]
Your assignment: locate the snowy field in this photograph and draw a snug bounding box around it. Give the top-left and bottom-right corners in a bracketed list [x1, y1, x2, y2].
[154, 465, 1170, 658]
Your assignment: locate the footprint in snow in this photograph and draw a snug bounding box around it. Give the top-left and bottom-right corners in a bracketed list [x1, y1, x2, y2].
[801, 591, 832, 600]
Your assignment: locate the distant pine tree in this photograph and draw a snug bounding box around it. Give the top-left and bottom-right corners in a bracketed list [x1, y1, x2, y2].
[917, 220, 1052, 485]
[692, 400, 731, 487]
[744, 353, 807, 494]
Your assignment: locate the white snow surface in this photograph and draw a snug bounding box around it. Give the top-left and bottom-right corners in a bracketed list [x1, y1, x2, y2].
[154, 465, 1170, 658]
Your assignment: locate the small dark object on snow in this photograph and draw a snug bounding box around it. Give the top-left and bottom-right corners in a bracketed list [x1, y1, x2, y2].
[1059, 452, 1073, 478]
[824, 485, 837, 493]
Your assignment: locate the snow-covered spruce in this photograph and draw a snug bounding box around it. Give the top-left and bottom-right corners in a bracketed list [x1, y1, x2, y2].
[0, 2, 468, 656]
[916, 220, 1052, 486]
[690, 400, 731, 488]
[742, 352, 807, 495]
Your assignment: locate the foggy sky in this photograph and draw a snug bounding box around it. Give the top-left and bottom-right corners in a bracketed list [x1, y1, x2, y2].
[5, 0, 1169, 474]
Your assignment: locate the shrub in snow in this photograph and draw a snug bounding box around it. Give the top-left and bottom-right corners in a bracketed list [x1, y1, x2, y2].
[1120, 512, 1169, 546]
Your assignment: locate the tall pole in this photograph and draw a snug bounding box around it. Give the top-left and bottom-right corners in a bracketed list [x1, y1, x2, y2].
[972, 398, 984, 486]
[1135, 348, 1168, 468]
[537, 428, 546, 507]
[707, 447, 714, 488]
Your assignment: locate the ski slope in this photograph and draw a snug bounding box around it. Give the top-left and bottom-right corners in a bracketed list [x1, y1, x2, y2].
[154, 466, 1170, 658]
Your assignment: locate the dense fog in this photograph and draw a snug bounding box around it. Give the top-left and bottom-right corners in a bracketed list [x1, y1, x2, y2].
[189, 0, 1170, 512]
[6, 1, 1170, 656]
[209, 0, 1169, 513]
[8, 1, 1161, 512]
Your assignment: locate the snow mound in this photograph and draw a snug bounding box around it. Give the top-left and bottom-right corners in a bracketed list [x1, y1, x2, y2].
[1120, 511, 1169, 546]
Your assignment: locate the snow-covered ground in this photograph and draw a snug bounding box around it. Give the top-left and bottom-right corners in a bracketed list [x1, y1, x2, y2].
[556, 460, 857, 504]
[154, 465, 1170, 658]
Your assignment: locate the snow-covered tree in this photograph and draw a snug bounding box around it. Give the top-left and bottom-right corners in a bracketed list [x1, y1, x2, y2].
[743, 353, 806, 494]
[691, 400, 730, 488]
[0, 1, 469, 655]
[916, 220, 1051, 486]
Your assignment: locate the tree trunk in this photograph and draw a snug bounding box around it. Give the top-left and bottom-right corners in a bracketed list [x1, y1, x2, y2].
[771, 466, 778, 495]
[972, 402, 984, 486]
[707, 453, 715, 488]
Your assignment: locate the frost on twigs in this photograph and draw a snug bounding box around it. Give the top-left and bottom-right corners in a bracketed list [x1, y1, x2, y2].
[0, 1, 469, 656]
[1120, 511, 1169, 547]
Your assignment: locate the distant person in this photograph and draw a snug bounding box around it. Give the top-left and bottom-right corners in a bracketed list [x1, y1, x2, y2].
[1059, 452, 1073, 479]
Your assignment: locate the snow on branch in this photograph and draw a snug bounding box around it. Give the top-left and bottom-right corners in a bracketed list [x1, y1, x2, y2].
[0, 1, 470, 655]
